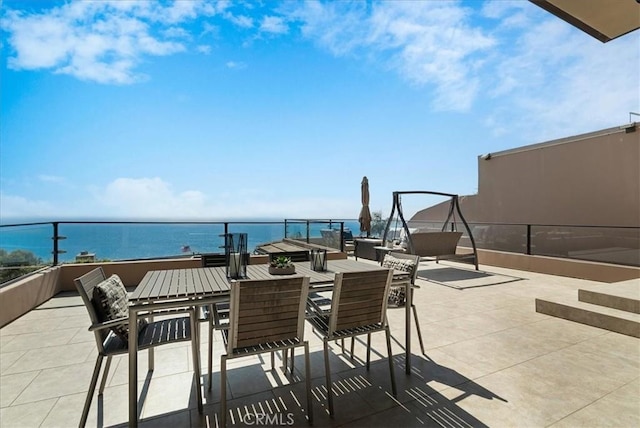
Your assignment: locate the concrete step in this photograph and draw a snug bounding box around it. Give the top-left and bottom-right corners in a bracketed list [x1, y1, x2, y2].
[535, 295, 640, 338]
[578, 281, 640, 314]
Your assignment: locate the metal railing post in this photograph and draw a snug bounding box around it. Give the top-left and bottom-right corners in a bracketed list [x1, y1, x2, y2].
[526, 224, 532, 255]
[52, 222, 59, 266]
[51, 222, 67, 266]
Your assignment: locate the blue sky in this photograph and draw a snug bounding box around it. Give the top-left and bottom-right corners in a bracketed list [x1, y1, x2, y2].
[1, 0, 638, 222]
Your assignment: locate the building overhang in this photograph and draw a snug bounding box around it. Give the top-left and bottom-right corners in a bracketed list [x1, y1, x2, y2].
[530, 0, 640, 43]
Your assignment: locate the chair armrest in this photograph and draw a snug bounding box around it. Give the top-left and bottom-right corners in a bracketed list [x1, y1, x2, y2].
[89, 317, 128, 332]
[89, 307, 195, 332]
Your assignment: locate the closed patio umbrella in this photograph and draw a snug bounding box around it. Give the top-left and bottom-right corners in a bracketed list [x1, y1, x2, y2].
[358, 176, 372, 237]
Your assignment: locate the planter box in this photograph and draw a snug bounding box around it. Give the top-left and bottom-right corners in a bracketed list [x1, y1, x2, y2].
[268, 266, 296, 275]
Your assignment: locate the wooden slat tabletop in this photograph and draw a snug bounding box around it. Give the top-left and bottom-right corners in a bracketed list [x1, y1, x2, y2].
[131, 259, 393, 303]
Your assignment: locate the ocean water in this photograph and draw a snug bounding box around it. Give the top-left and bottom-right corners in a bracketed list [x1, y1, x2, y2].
[0, 220, 361, 263]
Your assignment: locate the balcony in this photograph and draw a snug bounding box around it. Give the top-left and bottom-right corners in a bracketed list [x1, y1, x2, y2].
[1, 254, 639, 427]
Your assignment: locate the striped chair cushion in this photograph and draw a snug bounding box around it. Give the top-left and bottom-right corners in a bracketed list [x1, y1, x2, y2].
[382, 255, 416, 307]
[93, 274, 146, 342]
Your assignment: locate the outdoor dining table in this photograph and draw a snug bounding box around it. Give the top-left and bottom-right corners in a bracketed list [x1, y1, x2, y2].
[127, 258, 412, 427]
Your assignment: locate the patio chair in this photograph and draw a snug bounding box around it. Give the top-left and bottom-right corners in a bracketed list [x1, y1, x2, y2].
[382, 252, 425, 354]
[73, 267, 201, 428]
[307, 269, 396, 417]
[220, 276, 313, 427]
[200, 254, 230, 390]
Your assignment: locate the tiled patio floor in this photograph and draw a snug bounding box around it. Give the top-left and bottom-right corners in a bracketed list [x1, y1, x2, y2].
[1, 259, 639, 427]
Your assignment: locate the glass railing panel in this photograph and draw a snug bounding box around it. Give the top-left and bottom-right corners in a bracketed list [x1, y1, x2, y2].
[0, 223, 52, 284]
[227, 222, 285, 253]
[57, 223, 230, 262]
[284, 220, 360, 250]
[464, 223, 528, 253]
[532, 225, 640, 267]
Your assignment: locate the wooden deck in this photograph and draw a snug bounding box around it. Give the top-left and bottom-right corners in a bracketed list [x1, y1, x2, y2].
[255, 240, 311, 255]
[255, 238, 348, 261]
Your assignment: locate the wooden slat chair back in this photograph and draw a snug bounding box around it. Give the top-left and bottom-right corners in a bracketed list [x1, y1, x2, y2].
[227, 276, 310, 351]
[307, 268, 396, 417]
[220, 276, 313, 427]
[329, 270, 392, 336]
[74, 267, 202, 427]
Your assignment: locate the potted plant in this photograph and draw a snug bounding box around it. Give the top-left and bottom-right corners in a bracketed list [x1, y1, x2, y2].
[268, 255, 296, 275]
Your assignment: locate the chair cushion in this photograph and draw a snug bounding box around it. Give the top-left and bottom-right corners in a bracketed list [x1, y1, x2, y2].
[93, 274, 146, 342]
[382, 255, 416, 307]
[382, 254, 416, 274]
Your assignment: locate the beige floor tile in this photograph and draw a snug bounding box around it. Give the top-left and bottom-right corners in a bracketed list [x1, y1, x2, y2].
[504, 316, 609, 344]
[140, 371, 200, 419]
[67, 326, 95, 344]
[438, 350, 638, 428]
[514, 343, 639, 392]
[412, 321, 487, 350]
[0, 398, 58, 428]
[139, 409, 192, 427]
[571, 331, 640, 363]
[40, 392, 91, 428]
[0, 316, 68, 337]
[2, 341, 94, 374]
[0, 350, 25, 374]
[12, 360, 97, 405]
[0, 327, 81, 353]
[0, 371, 39, 407]
[403, 349, 486, 392]
[0, 334, 16, 350]
[107, 345, 192, 387]
[44, 383, 131, 428]
[550, 378, 640, 428]
[434, 327, 577, 375]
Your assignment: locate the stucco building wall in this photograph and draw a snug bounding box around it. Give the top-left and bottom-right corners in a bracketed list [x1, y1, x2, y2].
[413, 123, 640, 227]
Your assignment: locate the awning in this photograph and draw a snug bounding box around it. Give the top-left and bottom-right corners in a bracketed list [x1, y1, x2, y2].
[530, 0, 640, 43]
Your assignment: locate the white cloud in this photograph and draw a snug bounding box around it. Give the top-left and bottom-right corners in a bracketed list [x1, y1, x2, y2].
[91, 177, 353, 219]
[38, 175, 66, 184]
[0, 177, 355, 220]
[283, 0, 638, 134]
[0, 193, 56, 219]
[225, 61, 246, 69]
[482, 14, 640, 141]
[284, 1, 495, 111]
[1, 1, 214, 84]
[260, 16, 288, 35]
[99, 177, 208, 218]
[197, 44, 212, 54]
[224, 13, 253, 29]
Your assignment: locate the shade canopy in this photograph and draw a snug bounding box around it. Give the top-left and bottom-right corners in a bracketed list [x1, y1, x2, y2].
[530, 0, 640, 43]
[358, 176, 372, 236]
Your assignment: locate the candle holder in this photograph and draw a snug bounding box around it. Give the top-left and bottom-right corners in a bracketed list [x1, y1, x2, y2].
[225, 233, 248, 279]
[310, 249, 327, 272]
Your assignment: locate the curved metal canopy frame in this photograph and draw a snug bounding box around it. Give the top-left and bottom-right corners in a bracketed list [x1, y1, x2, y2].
[382, 191, 479, 270]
